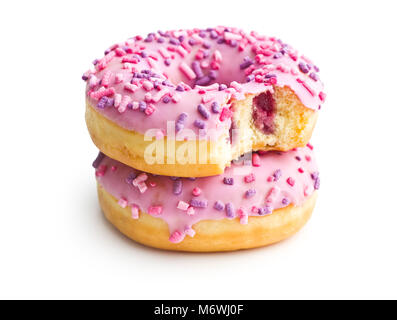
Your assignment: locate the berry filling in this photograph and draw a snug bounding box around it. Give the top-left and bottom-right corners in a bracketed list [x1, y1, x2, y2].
[252, 91, 276, 134]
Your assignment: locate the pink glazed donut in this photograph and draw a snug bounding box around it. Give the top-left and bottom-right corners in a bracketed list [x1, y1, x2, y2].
[84, 27, 325, 177]
[94, 144, 319, 252]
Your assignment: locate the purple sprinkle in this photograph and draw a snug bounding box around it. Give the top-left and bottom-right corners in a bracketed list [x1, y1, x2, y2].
[240, 58, 253, 70]
[190, 199, 208, 208]
[309, 73, 319, 81]
[295, 156, 302, 161]
[97, 96, 108, 109]
[211, 101, 220, 113]
[210, 30, 218, 39]
[144, 35, 154, 42]
[282, 198, 290, 206]
[203, 41, 211, 49]
[188, 39, 196, 46]
[225, 203, 235, 218]
[217, 38, 225, 44]
[219, 84, 227, 91]
[199, 30, 206, 38]
[214, 201, 225, 211]
[140, 51, 148, 58]
[195, 76, 211, 86]
[314, 65, 320, 72]
[258, 205, 272, 215]
[176, 112, 188, 132]
[246, 75, 254, 82]
[265, 73, 276, 78]
[187, 177, 196, 181]
[169, 176, 179, 181]
[106, 98, 114, 108]
[139, 101, 147, 111]
[273, 169, 282, 181]
[273, 52, 282, 59]
[245, 189, 256, 198]
[173, 179, 183, 195]
[223, 177, 234, 185]
[92, 152, 105, 168]
[125, 172, 137, 185]
[176, 84, 185, 92]
[169, 38, 180, 45]
[162, 95, 171, 103]
[164, 59, 171, 66]
[82, 75, 88, 81]
[157, 37, 165, 43]
[178, 35, 185, 42]
[229, 40, 237, 47]
[298, 62, 310, 74]
[314, 177, 320, 190]
[311, 172, 319, 180]
[208, 70, 217, 80]
[192, 61, 204, 78]
[194, 119, 206, 129]
[197, 104, 210, 120]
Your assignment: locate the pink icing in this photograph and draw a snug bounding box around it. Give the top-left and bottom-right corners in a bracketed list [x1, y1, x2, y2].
[83, 27, 325, 137]
[95, 145, 319, 243]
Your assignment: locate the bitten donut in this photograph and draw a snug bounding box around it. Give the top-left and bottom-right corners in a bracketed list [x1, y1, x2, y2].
[84, 27, 325, 177]
[94, 144, 320, 252]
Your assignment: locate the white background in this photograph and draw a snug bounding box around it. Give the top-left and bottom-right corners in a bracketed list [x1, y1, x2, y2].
[1, 0, 396, 299]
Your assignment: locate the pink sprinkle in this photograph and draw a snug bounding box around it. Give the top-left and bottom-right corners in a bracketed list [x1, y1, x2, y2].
[118, 95, 131, 113]
[176, 46, 188, 57]
[251, 206, 259, 214]
[319, 91, 326, 102]
[133, 173, 148, 186]
[305, 155, 311, 162]
[95, 164, 107, 177]
[210, 61, 220, 70]
[111, 166, 117, 171]
[118, 197, 128, 208]
[244, 173, 255, 183]
[172, 93, 181, 103]
[101, 70, 112, 87]
[177, 201, 190, 211]
[151, 89, 169, 102]
[169, 230, 184, 243]
[145, 104, 156, 116]
[298, 167, 304, 173]
[90, 87, 115, 100]
[224, 32, 242, 41]
[158, 47, 171, 59]
[187, 207, 195, 216]
[149, 181, 157, 187]
[88, 75, 99, 88]
[179, 62, 196, 80]
[230, 81, 243, 92]
[238, 208, 248, 225]
[287, 177, 295, 187]
[192, 34, 204, 44]
[184, 227, 195, 238]
[115, 48, 126, 57]
[266, 186, 280, 204]
[307, 143, 314, 150]
[115, 73, 124, 84]
[114, 93, 121, 107]
[252, 153, 261, 167]
[131, 205, 139, 219]
[137, 182, 147, 194]
[144, 92, 152, 102]
[304, 185, 310, 197]
[202, 93, 215, 103]
[267, 176, 274, 182]
[124, 83, 138, 92]
[213, 50, 223, 62]
[192, 187, 202, 196]
[143, 80, 154, 91]
[148, 206, 163, 216]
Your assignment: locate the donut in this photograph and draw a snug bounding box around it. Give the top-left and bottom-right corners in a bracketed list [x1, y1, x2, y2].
[84, 27, 325, 177]
[94, 144, 320, 252]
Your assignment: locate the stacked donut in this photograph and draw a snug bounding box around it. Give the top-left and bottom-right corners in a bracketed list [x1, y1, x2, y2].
[83, 27, 324, 251]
